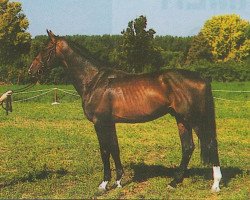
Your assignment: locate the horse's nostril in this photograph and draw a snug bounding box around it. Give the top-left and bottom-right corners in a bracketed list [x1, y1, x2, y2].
[38, 69, 43, 75]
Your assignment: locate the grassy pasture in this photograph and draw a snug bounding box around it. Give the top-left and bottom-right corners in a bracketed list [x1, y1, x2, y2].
[0, 82, 249, 199]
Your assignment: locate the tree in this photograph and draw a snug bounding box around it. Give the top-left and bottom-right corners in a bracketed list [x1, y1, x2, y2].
[186, 32, 213, 64]
[245, 24, 250, 39]
[201, 14, 250, 62]
[0, 0, 31, 64]
[154, 35, 192, 67]
[118, 15, 162, 73]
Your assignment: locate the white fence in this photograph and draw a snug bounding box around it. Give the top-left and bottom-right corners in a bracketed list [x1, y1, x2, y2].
[10, 87, 250, 103]
[13, 88, 78, 103]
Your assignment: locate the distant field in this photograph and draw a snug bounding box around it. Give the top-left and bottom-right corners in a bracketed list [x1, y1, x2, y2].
[0, 82, 249, 199]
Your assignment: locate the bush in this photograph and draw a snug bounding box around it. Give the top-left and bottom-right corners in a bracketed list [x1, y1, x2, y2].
[182, 60, 250, 82]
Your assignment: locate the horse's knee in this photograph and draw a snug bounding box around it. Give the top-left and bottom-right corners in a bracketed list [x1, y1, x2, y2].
[183, 143, 195, 155]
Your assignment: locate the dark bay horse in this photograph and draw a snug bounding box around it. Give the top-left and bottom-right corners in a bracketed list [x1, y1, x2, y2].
[28, 30, 222, 192]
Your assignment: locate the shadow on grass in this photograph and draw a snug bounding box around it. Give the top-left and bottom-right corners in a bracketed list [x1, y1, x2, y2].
[0, 166, 68, 188]
[130, 163, 244, 187]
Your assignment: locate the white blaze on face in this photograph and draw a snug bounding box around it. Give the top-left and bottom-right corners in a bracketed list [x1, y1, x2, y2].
[211, 166, 222, 192]
[28, 63, 33, 74]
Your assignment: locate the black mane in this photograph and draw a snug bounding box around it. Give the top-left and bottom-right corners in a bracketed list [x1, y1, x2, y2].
[64, 37, 109, 69]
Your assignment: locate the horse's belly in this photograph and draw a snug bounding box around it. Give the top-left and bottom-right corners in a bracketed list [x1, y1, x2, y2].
[112, 97, 168, 123]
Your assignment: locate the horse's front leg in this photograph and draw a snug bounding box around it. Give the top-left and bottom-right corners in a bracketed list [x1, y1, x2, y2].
[95, 123, 112, 190]
[109, 123, 124, 188]
[168, 117, 194, 188]
[94, 122, 124, 190]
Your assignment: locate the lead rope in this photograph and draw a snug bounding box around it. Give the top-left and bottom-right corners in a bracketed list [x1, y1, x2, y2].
[0, 77, 38, 115]
[12, 77, 38, 93]
[4, 93, 12, 115]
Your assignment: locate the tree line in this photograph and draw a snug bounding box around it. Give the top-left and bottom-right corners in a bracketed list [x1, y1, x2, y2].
[0, 0, 249, 84]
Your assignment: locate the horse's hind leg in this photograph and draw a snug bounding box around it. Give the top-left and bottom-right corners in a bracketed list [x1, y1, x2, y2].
[194, 122, 222, 192]
[169, 117, 194, 188]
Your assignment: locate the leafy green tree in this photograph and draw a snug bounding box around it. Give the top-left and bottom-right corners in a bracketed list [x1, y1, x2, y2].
[154, 35, 192, 67]
[201, 14, 250, 62]
[245, 25, 250, 39]
[243, 24, 250, 60]
[186, 32, 212, 64]
[0, 0, 31, 64]
[118, 15, 162, 73]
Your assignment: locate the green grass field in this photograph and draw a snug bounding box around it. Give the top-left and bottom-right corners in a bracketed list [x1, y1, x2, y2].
[0, 82, 249, 199]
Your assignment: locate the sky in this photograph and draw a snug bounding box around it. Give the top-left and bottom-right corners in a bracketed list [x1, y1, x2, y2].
[16, 0, 250, 37]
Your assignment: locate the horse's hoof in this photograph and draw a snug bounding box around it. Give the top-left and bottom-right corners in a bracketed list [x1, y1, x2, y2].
[211, 185, 220, 193]
[98, 186, 106, 191]
[167, 184, 176, 190]
[116, 179, 122, 188]
[98, 181, 108, 191]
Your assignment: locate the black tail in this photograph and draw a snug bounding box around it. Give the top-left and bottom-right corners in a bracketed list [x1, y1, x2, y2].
[199, 81, 220, 166]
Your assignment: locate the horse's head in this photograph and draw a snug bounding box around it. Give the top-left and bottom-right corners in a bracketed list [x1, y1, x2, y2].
[28, 30, 59, 76]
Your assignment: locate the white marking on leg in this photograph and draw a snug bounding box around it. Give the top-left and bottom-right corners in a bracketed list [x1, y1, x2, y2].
[167, 184, 175, 190]
[116, 179, 122, 188]
[211, 166, 222, 192]
[99, 181, 108, 190]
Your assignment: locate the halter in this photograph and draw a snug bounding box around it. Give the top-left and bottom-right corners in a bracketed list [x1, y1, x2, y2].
[36, 41, 56, 75]
[37, 60, 45, 75]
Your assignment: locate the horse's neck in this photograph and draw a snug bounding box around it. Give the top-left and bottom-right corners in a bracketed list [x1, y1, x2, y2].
[62, 48, 99, 96]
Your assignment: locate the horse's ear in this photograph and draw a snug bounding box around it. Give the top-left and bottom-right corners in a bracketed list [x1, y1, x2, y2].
[47, 29, 56, 43]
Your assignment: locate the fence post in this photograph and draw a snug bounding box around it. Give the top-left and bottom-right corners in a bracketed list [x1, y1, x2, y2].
[51, 88, 60, 105]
